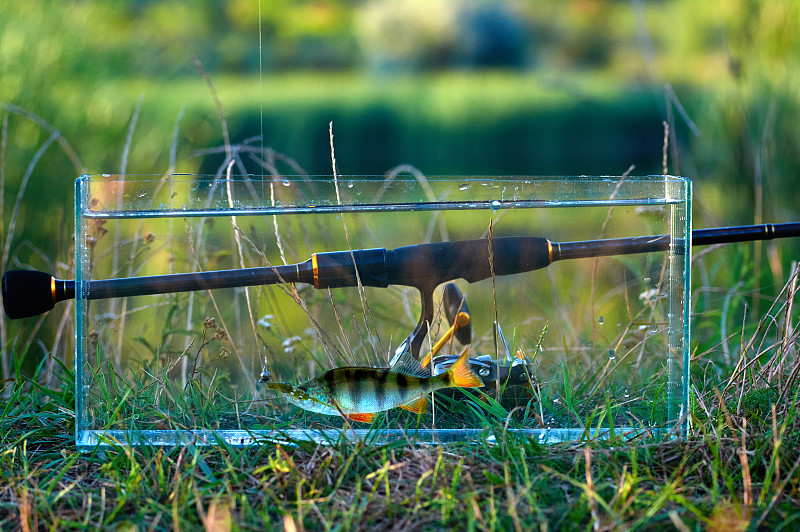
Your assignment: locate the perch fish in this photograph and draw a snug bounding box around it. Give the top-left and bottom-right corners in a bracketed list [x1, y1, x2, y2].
[265, 347, 483, 423]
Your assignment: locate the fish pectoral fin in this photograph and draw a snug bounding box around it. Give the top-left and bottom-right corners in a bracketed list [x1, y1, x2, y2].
[265, 382, 295, 393]
[345, 412, 376, 423]
[398, 394, 428, 414]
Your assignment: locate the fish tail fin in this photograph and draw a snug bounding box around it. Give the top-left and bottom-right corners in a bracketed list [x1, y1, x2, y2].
[445, 347, 483, 388]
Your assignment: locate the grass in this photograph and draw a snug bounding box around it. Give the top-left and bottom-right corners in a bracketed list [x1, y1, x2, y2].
[2, 20, 800, 527]
[3, 336, 800, 530]
[0, 146, 796, 532]
[2, 182, 799, 529]
[1, 243, 799, 524]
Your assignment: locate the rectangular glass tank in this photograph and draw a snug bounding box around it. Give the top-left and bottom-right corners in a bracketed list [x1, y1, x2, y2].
[75, 174, 691, 447]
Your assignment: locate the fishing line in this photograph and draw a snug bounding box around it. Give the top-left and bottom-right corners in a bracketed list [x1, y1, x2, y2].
[258, 0, 264, 181]
[257, 0, 275, 381]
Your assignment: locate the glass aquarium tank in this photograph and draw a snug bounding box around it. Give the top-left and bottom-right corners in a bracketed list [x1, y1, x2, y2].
[74, 174, 691, 447]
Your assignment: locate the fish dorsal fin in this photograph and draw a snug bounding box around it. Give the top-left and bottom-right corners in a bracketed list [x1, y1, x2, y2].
[389, 349, 430, 378]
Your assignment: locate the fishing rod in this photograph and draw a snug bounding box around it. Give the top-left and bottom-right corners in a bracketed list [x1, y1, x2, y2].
[4, 222, 800, 358]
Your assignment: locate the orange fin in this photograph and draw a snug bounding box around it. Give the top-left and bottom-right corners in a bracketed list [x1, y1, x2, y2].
[398, 394, 428, 414]
[345, 412, 375, 423]
[447, 347, 484, 388]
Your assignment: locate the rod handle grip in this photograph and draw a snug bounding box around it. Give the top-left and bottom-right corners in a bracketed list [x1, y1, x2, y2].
[2, 270, 57, 319]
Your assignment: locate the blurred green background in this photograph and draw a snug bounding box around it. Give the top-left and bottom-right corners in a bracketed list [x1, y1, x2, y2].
[1, 0, 799, 373]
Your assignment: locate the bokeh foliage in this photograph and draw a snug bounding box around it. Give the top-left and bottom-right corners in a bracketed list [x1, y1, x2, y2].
[0, 0, 799, 371]
[1, 0, 797, 214]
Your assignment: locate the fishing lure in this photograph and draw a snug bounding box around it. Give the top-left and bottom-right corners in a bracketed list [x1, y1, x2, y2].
[264, 346, 483, 423]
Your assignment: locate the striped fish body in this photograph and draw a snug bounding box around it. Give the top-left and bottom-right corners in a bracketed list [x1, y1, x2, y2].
[268, 347, 483, 422]
[309, 367, 446, 414]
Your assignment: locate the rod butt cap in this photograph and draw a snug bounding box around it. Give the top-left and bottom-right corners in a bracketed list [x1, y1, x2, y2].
[2, 270, 56, 319]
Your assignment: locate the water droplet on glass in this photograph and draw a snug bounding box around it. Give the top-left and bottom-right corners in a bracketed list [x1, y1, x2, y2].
[598, 316, 604, 325]
[459, 183, 470, 191]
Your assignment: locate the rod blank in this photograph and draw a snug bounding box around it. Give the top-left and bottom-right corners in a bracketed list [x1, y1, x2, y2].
[3, 222, 800, 320]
